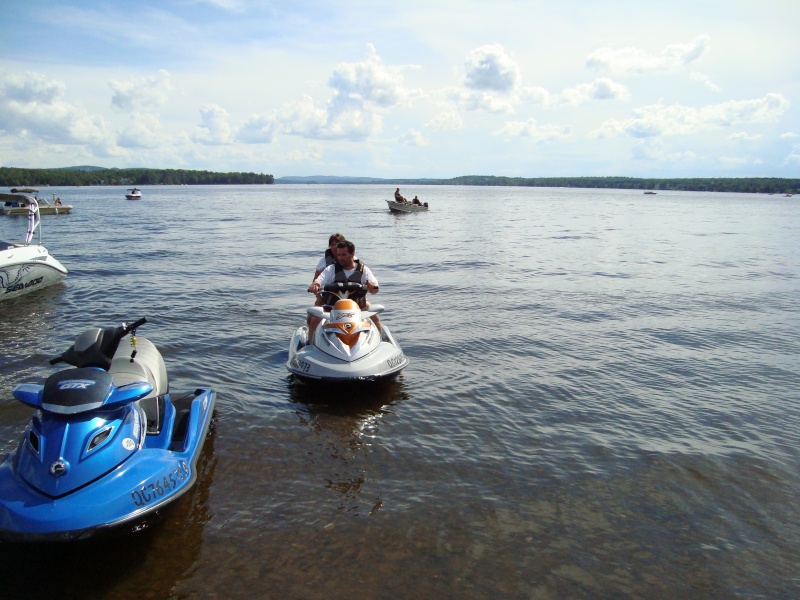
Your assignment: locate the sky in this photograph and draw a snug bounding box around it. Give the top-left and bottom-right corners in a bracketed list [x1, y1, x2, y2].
[1, 0, 799, 179]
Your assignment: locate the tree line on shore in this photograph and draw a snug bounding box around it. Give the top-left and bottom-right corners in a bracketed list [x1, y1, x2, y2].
[1, 167, 797, 194]
[447, 175, 799, 194]
[0, 167, 273, 187]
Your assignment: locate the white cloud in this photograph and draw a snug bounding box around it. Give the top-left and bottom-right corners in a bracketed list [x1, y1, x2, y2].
[109, 70, 172, 112]
[0, 70, 110, 146]
[400, 129, 427, 146]
[728, 132, 762, 141]
[592, 93, 790, 139]
[782, 151, 800, 166]
[463, 43, 521, 93]
[0, 70, 64, 104]
[270, 44, 417, 142]
[320, 103, 382, 141]
[328, 43, 412, 108]
[278, 95, 328, 138]
[283, 144, 323, 163]
[690, 71, 722, 93]
[1, 3, 797, 178]
[495, 118, 570, 142]
[456, 90, 516, 114]
[447, 45, 524, 114]
[117, 113, 164, 148]
[193, 103, 234, 144]
[559, 78, 629, 106]
[631, 139, 696, 162]
[237, 112, 279, 144]
[508, 78, 628, 110]
[585, 35, 710, 75]
[426, 109, 463, 131]
[719, 156, 748, 165]
[518, 86, 553, 105]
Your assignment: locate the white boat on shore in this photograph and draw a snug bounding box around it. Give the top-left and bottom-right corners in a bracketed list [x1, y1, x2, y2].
[386, 199, 429, 213]
[1, 191, 73, 216]
[126, 187, 142, 200]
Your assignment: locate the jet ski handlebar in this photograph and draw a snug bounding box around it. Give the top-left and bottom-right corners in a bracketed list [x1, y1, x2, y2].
[323, 282, 367, 294]
[123, 317, 148, 333]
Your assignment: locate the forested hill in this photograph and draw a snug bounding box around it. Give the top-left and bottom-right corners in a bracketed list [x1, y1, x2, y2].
[0, 167, 273, 187]
[447, 175, 799, 194]
[1, 167, 797, 194]
[277, 175, 799, 194]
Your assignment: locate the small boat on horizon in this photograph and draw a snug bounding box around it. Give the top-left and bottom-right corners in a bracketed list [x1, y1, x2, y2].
[126, 187, 142, 200]
[386, 199, 429, 213]
[644, 190, 657, 195]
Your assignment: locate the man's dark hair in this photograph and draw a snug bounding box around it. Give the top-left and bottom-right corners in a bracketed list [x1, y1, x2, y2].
[336, 240, 355, 254]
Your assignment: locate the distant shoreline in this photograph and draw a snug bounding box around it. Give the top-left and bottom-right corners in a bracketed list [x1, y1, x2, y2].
[1, 167, 797, 194]
[276, 175, 800, 194]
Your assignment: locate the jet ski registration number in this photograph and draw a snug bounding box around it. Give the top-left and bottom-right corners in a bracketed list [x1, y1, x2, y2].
[291, 356, 311, 373]
[131, 462, 190, 507]
[387, 353, 405, 368]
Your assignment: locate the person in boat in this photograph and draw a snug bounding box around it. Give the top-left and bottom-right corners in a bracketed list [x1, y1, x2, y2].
[411, 196, 422, 205]
[308, 240, 381, 340]
[25, 196, 39, 245]
[394, 188, 408, 203]
[54, 197, 62, 206]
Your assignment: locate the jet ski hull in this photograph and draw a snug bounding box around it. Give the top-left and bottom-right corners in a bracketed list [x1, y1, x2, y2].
[287, 324, 408, 382]
[0, 388, 214, 542]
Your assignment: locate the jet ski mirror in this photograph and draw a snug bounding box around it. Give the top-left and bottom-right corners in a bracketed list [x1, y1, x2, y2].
[307, 306, 327, 319]
[363, 304, 385, 316]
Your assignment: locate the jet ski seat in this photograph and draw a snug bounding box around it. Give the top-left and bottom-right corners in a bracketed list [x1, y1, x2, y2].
[110, 346, 166, 435]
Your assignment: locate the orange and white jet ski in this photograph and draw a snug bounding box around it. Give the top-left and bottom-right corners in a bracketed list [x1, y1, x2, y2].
[287, 282, 408, 382]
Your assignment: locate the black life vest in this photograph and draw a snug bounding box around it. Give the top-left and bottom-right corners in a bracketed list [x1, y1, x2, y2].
[323, 260, 367, 307]
[323, 248, 336, 267]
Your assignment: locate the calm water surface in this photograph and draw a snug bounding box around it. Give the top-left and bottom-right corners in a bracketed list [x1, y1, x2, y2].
[0, 185, 798, 598]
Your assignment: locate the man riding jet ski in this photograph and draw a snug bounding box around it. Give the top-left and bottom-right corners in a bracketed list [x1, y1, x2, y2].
[287, 240, 408, 383]
[307, 239, 381, 339]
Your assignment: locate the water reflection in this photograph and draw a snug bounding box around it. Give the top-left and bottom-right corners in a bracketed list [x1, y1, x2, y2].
[0, 283, 67, 341]
[288, 378, 410, 515]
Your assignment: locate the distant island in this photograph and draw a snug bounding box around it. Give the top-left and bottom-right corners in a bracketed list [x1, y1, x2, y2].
[0, 167, 797, 194]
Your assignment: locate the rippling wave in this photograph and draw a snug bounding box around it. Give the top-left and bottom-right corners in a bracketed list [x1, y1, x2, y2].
[1, 185, 798, 598]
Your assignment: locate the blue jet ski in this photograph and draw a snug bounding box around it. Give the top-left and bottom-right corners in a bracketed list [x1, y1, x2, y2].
[0, 318, 216, 542]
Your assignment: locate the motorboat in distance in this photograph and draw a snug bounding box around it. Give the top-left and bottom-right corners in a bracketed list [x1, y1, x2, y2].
[1, 191, 73, 216]
[126, 187, 143, 200]
[386, 199, 429, 213]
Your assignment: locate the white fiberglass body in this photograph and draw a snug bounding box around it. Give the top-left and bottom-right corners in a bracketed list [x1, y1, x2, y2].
[0, 241, 68, 301]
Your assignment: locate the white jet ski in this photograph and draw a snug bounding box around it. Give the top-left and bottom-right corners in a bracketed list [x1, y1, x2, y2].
[287, 282, 408, 383]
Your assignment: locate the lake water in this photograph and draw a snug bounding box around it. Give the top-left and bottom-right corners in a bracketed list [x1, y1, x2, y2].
[0, 184, 798, 598]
